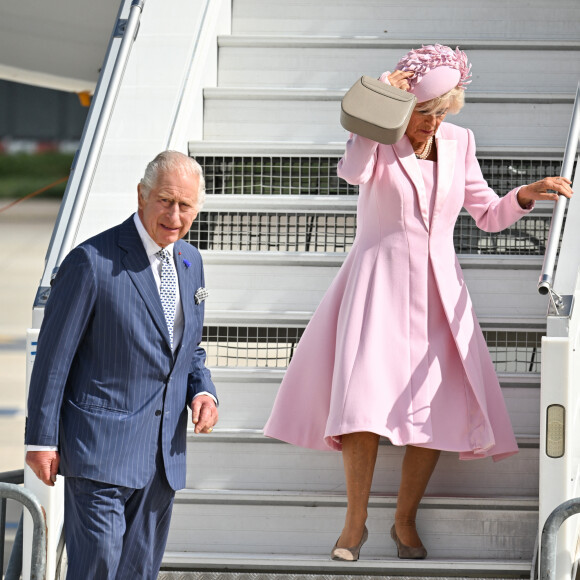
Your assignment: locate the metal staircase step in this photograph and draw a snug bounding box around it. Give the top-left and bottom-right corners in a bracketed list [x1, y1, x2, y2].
[220, 37, 580, 50]
[186, 429, 538, 496]
[189, 140, 565, 158]
[193, 195, 553, 259]
[204, 369, 541, 433]
[198, 317, 544, 375]
[202, 88, 573, 148]
[166, 491, 537, 560]
[200, 194, 556, 214]
[231, 0, 579, 40]
[200, 252, 548, 321]
[204, 89, 573, 104]
[206, 369, 540, 434]
[217, 36, 580, 93]
[189, 141, 562, 207]
[160, 553, 531, 579]
[202, 194, 357, 211]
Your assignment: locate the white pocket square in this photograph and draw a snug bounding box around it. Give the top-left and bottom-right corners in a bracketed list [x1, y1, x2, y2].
[195, 287, 209, 305]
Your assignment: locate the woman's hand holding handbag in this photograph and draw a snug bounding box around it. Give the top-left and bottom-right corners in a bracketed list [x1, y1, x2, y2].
[340, 75, 417, 145]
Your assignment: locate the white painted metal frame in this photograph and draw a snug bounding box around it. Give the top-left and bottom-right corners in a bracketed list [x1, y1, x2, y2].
[539, 85, 580, 580]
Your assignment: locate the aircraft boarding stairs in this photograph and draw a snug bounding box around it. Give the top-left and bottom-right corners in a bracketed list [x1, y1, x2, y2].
[17, 0, 580, 578]
[159, 1, 580, 578]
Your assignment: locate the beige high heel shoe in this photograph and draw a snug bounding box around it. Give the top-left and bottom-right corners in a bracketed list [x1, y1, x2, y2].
[390, 524, 427, 559]
[330, 526, 369, 561]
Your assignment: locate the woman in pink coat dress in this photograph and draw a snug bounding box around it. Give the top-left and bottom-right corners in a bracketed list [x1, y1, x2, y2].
[263, 45, 573, 561]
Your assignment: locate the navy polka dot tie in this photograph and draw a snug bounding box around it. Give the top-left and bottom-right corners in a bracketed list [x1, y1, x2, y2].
[157, 249, 177, 348]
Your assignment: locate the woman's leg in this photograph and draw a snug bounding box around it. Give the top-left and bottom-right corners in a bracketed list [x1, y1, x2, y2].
[394, 445, 441, 547]
[337, 431, 380, 547]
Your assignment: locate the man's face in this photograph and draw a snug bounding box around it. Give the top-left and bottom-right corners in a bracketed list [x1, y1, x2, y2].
[137, 169, 200, 247]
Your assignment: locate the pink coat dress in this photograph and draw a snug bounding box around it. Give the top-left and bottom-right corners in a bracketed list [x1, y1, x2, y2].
[264, 122, 533, 461]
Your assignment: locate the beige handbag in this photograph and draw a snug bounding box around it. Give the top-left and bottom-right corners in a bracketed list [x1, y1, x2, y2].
[340, 76, 417, 145]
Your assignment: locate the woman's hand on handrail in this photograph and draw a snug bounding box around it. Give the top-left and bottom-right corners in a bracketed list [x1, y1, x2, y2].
[517, 176, 573, 208]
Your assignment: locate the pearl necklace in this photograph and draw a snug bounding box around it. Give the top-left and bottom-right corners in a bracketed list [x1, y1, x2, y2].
[415, 136, 434, 160]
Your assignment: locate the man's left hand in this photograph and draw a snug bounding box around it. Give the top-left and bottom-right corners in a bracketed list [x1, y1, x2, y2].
[191, 395, 218, 434]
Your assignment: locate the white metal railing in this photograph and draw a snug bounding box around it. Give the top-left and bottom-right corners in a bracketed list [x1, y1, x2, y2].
[0, 483, 46, 580]
[33, 0, 145, 313]
[541, 499, 580, 580]
[538, 83, 580, 302]
[193, 152, 565, 197]
[538, 82, 580, 580]
[55, 0, 145, 268]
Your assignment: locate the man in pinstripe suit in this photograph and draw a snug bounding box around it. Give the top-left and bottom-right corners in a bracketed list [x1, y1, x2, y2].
[25, 151, 218, 579]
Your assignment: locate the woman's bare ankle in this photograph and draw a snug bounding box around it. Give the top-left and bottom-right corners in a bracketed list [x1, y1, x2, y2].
[394, 518, 423, 548]
[337, 521, 367, 548]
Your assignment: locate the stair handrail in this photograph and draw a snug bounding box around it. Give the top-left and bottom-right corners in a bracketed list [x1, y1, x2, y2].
[0, 469, 24, 485]
[33, 0, 146, 309]
[540, 497, 580, 580]
[0, 470, 24, 578]
[0, 483, 46, 580]
[55, 0, 145, 269]
[538, 83, 580, 303]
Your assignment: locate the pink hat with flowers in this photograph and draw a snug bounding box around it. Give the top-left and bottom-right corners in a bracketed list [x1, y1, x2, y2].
[393, 44, 472, 103]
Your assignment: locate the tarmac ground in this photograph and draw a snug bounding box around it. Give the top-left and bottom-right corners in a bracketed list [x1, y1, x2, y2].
[0, 199, 61, 473]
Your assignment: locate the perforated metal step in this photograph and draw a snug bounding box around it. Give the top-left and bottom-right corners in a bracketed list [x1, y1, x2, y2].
[199, 322, 543, 374]
[191, 152, 566, 197]
[189, 201, 555, 256]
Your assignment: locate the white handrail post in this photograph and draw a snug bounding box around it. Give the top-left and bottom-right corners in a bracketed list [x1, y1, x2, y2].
[538, 81, 580, 580]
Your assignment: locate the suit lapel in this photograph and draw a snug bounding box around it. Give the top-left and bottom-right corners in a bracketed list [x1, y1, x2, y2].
[393, 137, 430, 231]
[118, 218, 172, 349]
[174, 241, 194, 351]
[393, 126, 457, 230]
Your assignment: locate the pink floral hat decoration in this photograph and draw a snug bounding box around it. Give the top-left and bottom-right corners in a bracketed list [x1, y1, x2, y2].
[393, 44, 472, 103]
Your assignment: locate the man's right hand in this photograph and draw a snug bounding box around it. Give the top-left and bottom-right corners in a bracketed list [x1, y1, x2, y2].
[26, 451, 60, 487]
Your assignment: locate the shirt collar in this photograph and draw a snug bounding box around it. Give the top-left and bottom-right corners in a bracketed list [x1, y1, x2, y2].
[133, 213, 175, 259]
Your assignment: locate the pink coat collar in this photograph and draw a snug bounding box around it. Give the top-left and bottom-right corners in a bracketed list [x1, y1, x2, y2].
[393, 126, 457, 231]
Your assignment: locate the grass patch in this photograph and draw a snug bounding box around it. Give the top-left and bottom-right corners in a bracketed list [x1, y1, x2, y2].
[0, 153, 74, 199]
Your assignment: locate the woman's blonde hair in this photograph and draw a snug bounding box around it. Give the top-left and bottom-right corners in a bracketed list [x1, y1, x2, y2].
[415, 86, 465, 116]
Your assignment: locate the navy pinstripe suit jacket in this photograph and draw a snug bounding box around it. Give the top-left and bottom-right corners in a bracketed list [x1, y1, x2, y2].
[25, 215, 216, 490]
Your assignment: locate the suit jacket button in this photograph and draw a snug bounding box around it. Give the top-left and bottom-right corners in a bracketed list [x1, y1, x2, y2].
[155, 410, 162, 416]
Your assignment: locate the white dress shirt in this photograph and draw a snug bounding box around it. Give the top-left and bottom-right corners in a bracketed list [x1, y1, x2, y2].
[133, 213, 185, 349]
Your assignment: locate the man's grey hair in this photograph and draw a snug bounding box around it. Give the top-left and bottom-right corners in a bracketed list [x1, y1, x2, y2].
[139, 150, 206, 211]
